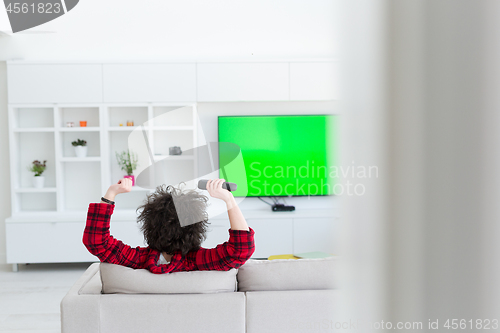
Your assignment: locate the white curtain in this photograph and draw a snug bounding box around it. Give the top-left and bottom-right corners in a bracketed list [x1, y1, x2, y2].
[339, 0, 500, 330]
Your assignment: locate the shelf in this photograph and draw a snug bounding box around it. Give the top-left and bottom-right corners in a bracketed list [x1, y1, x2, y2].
[153, 155, 194, 161]
[17, 192, 57, 212]
[114, 189, 151, 210]
[15, 132, 56, 189]
[60, 131, 101, 158]
[7, 207, 337, 222]
[13, 127, 55, 133]
[108, 106, 148, 128]
[15, 187, 57, 193]
[152, 126, 194, 131]
[108, 126, 145, 131]
[153, 106, 194, 127]
[59, 127, 101, 132]
[131, 187, 153, 192]
[59, 107, 100, 128]
[9, 103, 197, 219]
[13, 107, 54, 128]
[208, 208, 337, 220]
[60, 157, 101, 162]
[108, 126, 193, 131]
[63, 162, 101, 211]
[153, 130, 194, 156]
[6, 209, 139, 222]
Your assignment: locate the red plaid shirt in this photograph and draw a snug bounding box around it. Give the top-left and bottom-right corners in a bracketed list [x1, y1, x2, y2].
[83, 203, 255, 274]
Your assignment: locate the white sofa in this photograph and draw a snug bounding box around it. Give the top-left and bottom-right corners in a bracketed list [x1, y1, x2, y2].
[61, 257, 337, 333]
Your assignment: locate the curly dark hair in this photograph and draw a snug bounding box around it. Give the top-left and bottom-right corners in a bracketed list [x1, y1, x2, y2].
[137, 184, 210, 256]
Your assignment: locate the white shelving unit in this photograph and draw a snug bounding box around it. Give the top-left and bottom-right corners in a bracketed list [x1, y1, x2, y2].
[8, 103, 198, 215]
[5, 60, 338, 271]
[6, 103, 199, 270]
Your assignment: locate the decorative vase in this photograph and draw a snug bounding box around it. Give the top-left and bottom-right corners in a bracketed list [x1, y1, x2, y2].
[124, 175, 135, 186]
[74, 146, 88, 158]
[32, 176, 45, 189]
[169, 146, 182, 155]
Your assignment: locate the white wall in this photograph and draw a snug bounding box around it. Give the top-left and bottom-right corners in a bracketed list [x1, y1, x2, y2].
[0, 0, 337, 265]
[0, 63, 11, 266]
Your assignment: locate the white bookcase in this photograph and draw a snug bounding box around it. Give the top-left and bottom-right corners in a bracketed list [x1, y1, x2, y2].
[8, 103, 198, 215]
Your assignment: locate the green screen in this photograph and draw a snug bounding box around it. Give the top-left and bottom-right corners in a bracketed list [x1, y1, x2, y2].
[218, 115, 338, 197]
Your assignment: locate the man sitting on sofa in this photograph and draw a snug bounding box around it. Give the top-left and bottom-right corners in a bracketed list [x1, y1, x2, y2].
[83, 178, 255, 274]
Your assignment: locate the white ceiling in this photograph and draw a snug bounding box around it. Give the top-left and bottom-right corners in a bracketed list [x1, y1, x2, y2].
[0, 0, 338, 61]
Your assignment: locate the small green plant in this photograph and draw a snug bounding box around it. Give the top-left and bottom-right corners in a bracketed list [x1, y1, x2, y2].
[28, 160, 47, 177]
[116, 150, 139, 176]
[71, 139, 87, 147]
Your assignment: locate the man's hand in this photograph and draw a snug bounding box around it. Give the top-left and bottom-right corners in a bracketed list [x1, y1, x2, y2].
[207, 178, 248, 230]
[206, 178, 233, 204]
[102, 178, 133, 202]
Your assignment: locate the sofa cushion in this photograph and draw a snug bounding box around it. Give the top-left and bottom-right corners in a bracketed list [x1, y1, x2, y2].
[79, 268, 102, 295]
[100, 263, 238, 294]
[236, 257, 337, 292]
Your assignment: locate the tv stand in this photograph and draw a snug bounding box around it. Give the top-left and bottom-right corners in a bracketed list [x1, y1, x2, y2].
[206, 207, 336, 258]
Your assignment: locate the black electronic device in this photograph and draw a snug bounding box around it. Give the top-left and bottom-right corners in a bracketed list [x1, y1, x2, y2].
[272, 203, 296, 212]
[198, 179, 238, 192]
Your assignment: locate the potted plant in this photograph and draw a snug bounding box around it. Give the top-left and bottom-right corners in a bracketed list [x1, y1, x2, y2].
[72, 139, 88, 158]
[29, 160, 47, 188]
[116, 150, 139, 186]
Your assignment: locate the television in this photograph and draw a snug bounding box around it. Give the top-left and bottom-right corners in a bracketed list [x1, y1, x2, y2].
[218, 114, 338, 197]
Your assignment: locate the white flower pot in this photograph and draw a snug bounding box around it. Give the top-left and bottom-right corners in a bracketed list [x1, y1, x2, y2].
[32, 176, 45, 189]
[74, 146, 88, 158]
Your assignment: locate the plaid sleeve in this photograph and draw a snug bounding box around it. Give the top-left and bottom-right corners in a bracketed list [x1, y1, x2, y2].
[195, 227, 255, 271]
[83, 203, 148, 269]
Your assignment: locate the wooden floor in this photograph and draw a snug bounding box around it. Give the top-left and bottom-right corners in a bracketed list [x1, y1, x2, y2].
[0, 262, 92, 332]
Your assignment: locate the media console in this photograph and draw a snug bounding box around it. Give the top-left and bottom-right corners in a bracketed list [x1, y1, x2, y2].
[5, 207, 337, 271]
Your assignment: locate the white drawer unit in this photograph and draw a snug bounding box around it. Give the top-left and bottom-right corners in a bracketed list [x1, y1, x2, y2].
[196, 62, 290, 101]
[203, 214, 337, 259]
[5, 209, 336, 270]
[7, 64, 103, 103]
[107, 220, 148, 248]
[246, 218, 294, 259]
[7, 60, 338, 103]
[290, 61, 339, 101]
[5, 219, 146, 264]
[6, 221, 96, 263]
[102, 63, 197, 102]
[293, 217, 337, 254]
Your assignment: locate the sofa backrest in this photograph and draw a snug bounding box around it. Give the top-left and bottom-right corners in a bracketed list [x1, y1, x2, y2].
[100, 263, 238, 294]
[236, 257, 337, 292]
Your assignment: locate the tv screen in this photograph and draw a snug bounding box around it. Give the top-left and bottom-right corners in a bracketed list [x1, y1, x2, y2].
[218, 114, 338, 197]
